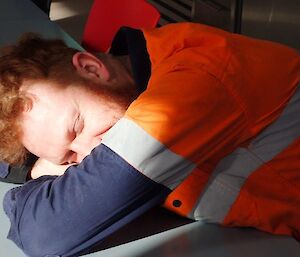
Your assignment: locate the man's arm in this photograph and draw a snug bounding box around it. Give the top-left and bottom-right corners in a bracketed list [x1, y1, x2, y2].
[3, 144, 171, 257]
[0, 156, 73, 184]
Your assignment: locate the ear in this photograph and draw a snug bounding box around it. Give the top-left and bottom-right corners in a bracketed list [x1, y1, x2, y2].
[72, 52, 110, 81]
[22, 95, 34, 112]
[19, 86, 35, 112]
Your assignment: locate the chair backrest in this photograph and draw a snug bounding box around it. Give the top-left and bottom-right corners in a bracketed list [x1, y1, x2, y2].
[82, 0, 160, 52]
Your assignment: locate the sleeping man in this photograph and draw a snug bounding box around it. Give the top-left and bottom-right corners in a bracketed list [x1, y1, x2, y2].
[0, 23, 299, 257]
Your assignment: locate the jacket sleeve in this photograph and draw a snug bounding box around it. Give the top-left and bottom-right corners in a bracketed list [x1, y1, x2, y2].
[3, 144, 171, 257]
[0, 154, 38, 184]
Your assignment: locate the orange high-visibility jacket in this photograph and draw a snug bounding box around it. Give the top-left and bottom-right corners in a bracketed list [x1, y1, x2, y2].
[103, 23, 300, 239]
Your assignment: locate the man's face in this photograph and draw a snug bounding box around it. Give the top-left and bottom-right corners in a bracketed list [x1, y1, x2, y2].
[21, 81, 126, 164]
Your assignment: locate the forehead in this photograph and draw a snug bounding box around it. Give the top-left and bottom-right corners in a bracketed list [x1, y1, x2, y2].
[22, 81, 76, 120]
[22, 79, 95, 100]
[20, 81, 77, 162]
[22, 79, 67, 96]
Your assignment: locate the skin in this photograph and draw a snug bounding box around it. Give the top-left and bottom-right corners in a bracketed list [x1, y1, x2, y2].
[20, 52, 136, 175]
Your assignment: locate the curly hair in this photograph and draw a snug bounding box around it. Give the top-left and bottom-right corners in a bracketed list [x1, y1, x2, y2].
[0, 33, 80, 164]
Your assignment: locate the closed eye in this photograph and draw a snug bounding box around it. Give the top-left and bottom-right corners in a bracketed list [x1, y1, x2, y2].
[73, 114, 84, 135]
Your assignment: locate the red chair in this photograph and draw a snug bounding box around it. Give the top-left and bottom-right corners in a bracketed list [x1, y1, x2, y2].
[82, 0, 160, 52]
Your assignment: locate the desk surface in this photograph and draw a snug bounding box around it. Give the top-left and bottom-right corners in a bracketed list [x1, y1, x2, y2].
[1, 179, 300, 257]
[0, 0, 80, 48]
[0, 0, 48, 20]
[0, 1, 300, 257]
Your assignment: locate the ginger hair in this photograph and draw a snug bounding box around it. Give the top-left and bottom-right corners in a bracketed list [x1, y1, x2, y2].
[0, 33, 80, 164]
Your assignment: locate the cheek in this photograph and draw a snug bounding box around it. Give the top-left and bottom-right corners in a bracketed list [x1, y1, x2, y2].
[91, 136, 102, 149]
[86, 134, 102, 151]
[83, 116, 105, 139]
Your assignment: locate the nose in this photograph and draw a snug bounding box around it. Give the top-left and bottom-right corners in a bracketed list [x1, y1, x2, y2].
[67, 151, 85, 164]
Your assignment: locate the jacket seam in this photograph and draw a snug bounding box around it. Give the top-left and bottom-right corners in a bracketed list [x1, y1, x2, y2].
[218, 51, 252, 135]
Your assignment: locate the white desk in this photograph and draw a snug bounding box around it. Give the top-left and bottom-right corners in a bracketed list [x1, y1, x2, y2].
[0, 1, 300, 257]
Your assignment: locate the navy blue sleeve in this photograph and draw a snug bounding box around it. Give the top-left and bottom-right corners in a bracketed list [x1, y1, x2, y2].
[3, 144, 171, 257]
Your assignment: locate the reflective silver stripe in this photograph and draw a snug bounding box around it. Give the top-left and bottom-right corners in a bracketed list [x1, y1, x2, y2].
[102, 118, 196, 189]
[192, 83, 300, 222]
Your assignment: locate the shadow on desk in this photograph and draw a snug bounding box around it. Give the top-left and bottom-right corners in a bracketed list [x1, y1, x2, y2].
[86, 207, 300, 257]
[88, 207, 193, 253]
[129, 225, 300, 257]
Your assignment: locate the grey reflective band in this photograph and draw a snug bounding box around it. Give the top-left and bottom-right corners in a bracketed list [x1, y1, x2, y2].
[192, 82, 300, 222]
[102, 118, 196, 189]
